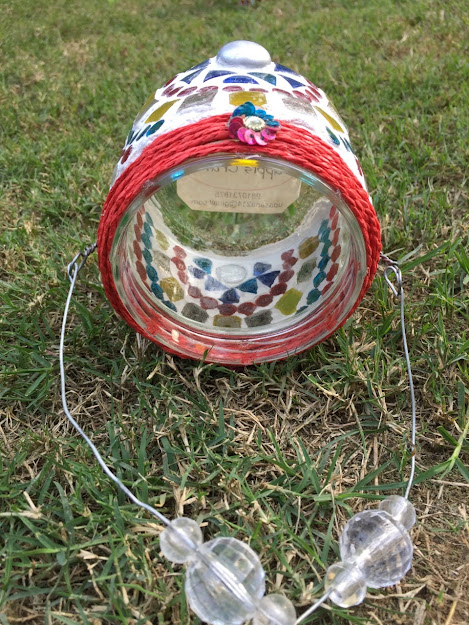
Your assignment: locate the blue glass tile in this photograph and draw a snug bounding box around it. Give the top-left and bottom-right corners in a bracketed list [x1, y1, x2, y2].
[164, 301, 177, 311]
[204, 70, 233, 82]
[151, 282, 164, 300]
[313, 271, 327, 288]
[146, 265, 158, 281]
[182, 69, 204, 84]
[223, 75, 258, 84]
[142, 248, 152, 264]
[306, 289, 321, 305]
[318, 255, 330, 271]
[318, 219, 329, 236]
[188, 266, 206, 280]
[194, 257, 212, 274]
[327, 127, 340, 145]
[220, 289, 240, 304]
[320, 227, 331, 243]
[136, 127, 149, 142]
[141, 233, 151, 249]
[126, 129, 136, 145]
[341, 137, 354, 152]
[205, 276, 226, 291]
[254, 262, 271, 276]
[145, 212, 154, 227]
[320, 241, 332, 256]
[188, 59, 210, 72]
[146, 120, 164, 136]
[296, 305, 308, 315]
[249, 72, 276, 85]
[143, 222, 153, 237]
[275, 63, 299, 75]
[281, 75, 305, 89]
[239, 278, 258, 294]
[258, 271, 280, 288]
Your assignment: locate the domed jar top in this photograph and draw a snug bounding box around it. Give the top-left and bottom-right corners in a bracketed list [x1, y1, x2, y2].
[98, 41, 381, 365]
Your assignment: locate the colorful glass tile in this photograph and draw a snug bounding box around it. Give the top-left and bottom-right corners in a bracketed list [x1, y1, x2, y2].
[326, 127, 340, 145]
[194, 257, 212, 274]
[154, 251, 171, 272]
[327, 263, 339, 281]
[245, 310, 272, 327]
[178, 271, 188, 284]
[341, 137, 353, 152]
[220, 289, 240, 304]
[331, 245, 341, 262]
[205, 276, 226, 291]
[282, 256, 298, 267]
[320, 227, 331, 243]
[314, 107, 344, 133]
[281, 75, 305, 89]
[216, 264, 247, 285]
[239, 278, 258, 294]
[281, 249, 294, 260]
[274, 63, 299, 75]
[200, 296, 218, 310]
[256, 294, 273, 307]
[214, 315, 242, 328]
[275, 289, 302, 315]
[297, 259, 316, 283]
[171, 257, 186, 271]
[188, 285, 202, 299]
[313, 271, 327, 288]
[178, 87, 197, 97]
[318, 220, 329, 236]
[151, 282, 164, 300]
[188, 59, 210, 72]
[133, 241, 143, 260]
[205, 70, 233, 81]
[145, 212, 154, 227]
[135, 92, 158, 121]
[136, 260, 147, 282]
[178, 90, 218, 112]
[237, 302, 256, 316]
[249, 72, 276, 85]
[146, 265, 158, 282]
[141, 232, 151, 249]
[306, 289, 321, 305]
[218, 304, 237, 316]
[331, 213, 339, 230]
[160, 277, 184, 302]
[164, 301, 177, 311]
[188, 266, 205, 280]
[162, 85, 181, 98]
[223, 75, 258, 84]
[321, 241, 332, 256]
[318, 255, 330, 271]
[146, 120, 164, 136]
[155, 230, 169, 250]
[282, 96, 313, 115]
[145, 101, 177, 124]
[173, 245, 186, 258]
[257, 271, 280, 288]
[254, 262, 271, 276]
[332, 228, 340, 246]
[223, 86, 242, 92]
[229, 91, 267, 107]
[143, 222, 152, 238]
[182, 303, 209, 324]
[270, 283, 287, 296]
[299, 236, 319, 259]
[278, 269, 294, 282]
[181, 69, 204, 84]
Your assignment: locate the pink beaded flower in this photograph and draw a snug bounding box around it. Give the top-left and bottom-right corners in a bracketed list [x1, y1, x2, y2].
[228, 101, 280, 146]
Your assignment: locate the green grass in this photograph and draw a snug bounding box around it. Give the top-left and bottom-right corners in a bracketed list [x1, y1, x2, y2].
[1, 1, 468, 624]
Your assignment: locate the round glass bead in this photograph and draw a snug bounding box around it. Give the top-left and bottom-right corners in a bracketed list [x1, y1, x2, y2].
[185, 536, 265, 625]
[339, 509, 413, 588]
[379, 495, 416, 531]
[325, 561, 367, 607]
[253, 593, 297, 625]
[160, 517, 203, 564]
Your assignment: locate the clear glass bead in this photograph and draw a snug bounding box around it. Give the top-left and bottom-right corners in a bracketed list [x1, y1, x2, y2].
[252, 593, 297, 625]
[379, 495, 416, 531]
[325, 561, 367, 607]
[185, 536, 265, 625]
[160, 517, 203, 564]
[339, 509, 413, 588]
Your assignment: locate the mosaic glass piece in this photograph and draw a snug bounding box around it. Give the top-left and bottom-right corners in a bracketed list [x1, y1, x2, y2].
[331, 245, 341, 262]
[314, 106, 344, 132]
[270, 283, 287, 296]
[318, 255, 330, 271]
[194, 257, 212, 274]
[146, 120, 164, 136]
[145, 101, 177, 124]
[200, 296, 218, 310]
[256, 294, 273, 307]
[257, 271, 280, 288]
[223, 75, 259, 84]
[327, 263, 339, 281]
[321, 240, 332, 256]
[181, 69, 204, 84]
[154, 251, 171, 272]
[283, 256, 298, 268]
[162, 85, 181, 98]
[223, 86, 242, 92]
[237, 302, 256, 316]
[171, 257, 185, 271]
[143, 222, 152, 237]
[299, 236, 319, 259]
[245, 310, 273, 327]
[188, 59, 210, 72]
[313, 271, 327, 288]
[135, 92, 158, 122]
[220, 289, 240, 304]
[133, 241, 143, 260]
[318, 220, 329, 236]
[145, 212, 154, 227]
[281, 249, 294, 260]
[188, 285, 202, 298]
[182, 303, 209, 324]
[331, 213, 339, 230]
[296, 305, 308, 315]
[229, 91, 267, 107]
[320, 227, 331, 243]
[155, 230, 169, 250]
[151, 282, 164, 300]
[307, 289, 321, 305]
[160, 277, 184, 302]
[178, 271, 188, 284]
[275, 289, 302, 316]
[164, 301, 177, 312]
[136, 261, 147, 281]
[341, 137, 353, 152]
[297, 259, 316, 283]
[205, 276, 226, 291]
[141, 232, 151, 249]
[178, 86, 197, 97]
[282, 96, 313, 115]
[205, 70, 233, 81]
[214, 315, 242, 328]
[274, 63, 299, 75]
[146, 265, 158, 282]
[281, 75, 305, 89]
[239, 278, 258, 294]
[327, 127, 340, 145]
[254, 262, 271, 276]
[278, 269, 294, 282]
[188, 266, 205, 280]
[178, 89, 218, 112]
[216, 264, 247, 285]
[218, 303, 237, 316]
[249, 72, 276, 85]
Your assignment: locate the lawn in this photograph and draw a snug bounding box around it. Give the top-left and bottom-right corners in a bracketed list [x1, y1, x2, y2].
[1, 1, 468, 624]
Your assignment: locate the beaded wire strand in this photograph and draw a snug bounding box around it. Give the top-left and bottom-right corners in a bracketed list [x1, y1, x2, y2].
[59, 244, 418, 624]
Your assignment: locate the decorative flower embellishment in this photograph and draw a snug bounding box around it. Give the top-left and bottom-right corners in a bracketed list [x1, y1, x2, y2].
[228, 101, 280, 145]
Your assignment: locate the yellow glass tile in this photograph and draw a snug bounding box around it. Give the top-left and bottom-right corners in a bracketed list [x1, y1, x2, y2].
[137, 92, 157, 117]
[314, 106, 344, 133]
[213, 315, 242, 328]
[275, 289, 303, 316]
[155, 230, 169, 250]
[145, 100, 177, 124]
[160, 277, 184, 302]
[230, 158, 258, 168]
[299, 236, 319, 259]
[229, 91, 267, 107]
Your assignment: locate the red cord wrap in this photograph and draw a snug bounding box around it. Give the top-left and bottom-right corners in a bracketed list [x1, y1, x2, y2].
[98, 114, 381, 358]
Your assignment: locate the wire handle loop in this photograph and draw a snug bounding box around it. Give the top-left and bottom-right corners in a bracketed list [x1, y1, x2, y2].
[67, 242, 98, 281]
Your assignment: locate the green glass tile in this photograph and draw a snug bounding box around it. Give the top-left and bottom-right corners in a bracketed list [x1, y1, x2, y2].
[275, 289, 303, 315]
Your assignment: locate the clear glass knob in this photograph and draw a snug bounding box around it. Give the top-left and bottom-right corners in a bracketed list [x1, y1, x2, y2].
[379, 495, 416, 531]
[160, 517, 203, 564]
[253, 593, 297, 625]
[325, 561, 367, 607]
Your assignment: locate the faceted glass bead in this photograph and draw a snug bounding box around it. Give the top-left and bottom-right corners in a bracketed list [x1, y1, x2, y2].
[379, 495, 416, 531]
[339, 509, 413, 588]
[253, 593, 297, 625]
[160, 517, 203, 564]
[185, 537, 265, 625]
[325, 561, 367, 607]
